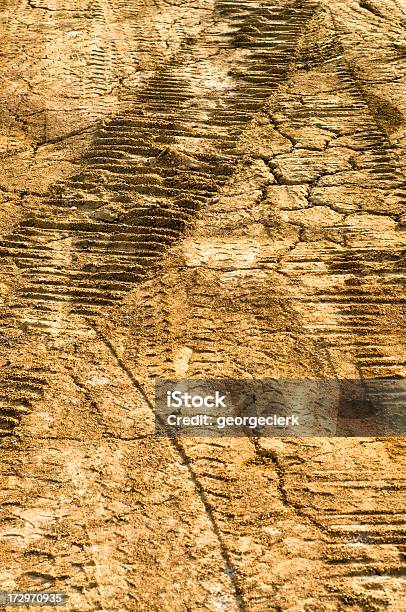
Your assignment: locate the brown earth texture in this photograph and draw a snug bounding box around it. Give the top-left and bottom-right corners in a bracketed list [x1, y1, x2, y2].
[0, 0, 405, 610]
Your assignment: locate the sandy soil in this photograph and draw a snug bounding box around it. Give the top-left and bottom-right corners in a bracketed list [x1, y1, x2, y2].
[0, 1, 405, 610]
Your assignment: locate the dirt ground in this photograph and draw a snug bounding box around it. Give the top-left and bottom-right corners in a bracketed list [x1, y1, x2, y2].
[0, 0, 405, 610]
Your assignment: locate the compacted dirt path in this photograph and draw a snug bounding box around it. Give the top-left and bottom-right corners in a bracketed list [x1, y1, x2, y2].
[0, 1, 405, 610]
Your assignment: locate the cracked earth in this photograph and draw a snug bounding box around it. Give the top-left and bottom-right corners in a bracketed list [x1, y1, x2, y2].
[0, 0, 405, 610]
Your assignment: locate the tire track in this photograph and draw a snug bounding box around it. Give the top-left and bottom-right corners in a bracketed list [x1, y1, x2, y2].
[0, 0, 318, 440]
[254, 18, 406, 607]
[273, 44, 405, 406]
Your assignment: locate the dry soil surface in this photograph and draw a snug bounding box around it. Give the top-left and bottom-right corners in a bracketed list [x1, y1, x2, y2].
[0, 1, 405, 610]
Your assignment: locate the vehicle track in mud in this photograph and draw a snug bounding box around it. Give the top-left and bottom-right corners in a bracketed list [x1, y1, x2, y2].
[0, 0, 405, 610]
[0, 0, 318, 445]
